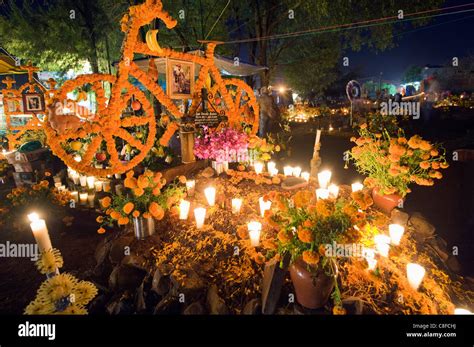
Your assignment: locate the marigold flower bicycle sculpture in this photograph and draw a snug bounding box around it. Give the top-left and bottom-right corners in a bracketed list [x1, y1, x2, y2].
[41, 0, 259, 177]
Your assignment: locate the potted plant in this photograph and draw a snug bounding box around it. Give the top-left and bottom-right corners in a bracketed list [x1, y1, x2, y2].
[349, 124, 449, 214]
[96, 170, 185, 239]
[265, 190, 355, 309]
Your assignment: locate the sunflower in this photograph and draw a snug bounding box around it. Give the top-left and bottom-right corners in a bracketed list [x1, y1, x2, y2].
[37, 273, 78, 302]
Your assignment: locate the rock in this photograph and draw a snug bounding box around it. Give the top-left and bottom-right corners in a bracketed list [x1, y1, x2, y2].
[183, 301, 205, 315]
[408, 213, 435, 241]
[180, 269, 205, 291]
[390, 209, 409, 226]
[281, 177, 308, 190]
[109, 236, 134, 264]
[342, 297, 365, 314]
[243, 298, 261, 315]
[428, 236, 449, 262]
[106, 296, 135, 315]
[87, 294, 109, 314]
[206, 285, 229, 314]
[122, 254, 147, 270]
[94, 238, 111, 266]
[151, 268, 171, 296]
[109, 264, 147, 291]
[200, 167, 215, 178]
[446, 256, 461, 273]
[153, 294, 180, 314]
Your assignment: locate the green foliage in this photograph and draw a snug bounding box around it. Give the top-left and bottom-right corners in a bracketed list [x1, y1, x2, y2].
[402, 65, 423, 83]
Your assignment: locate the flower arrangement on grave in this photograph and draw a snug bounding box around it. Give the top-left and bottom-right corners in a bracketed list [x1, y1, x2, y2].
[25, 249, 97, 314]
[194, 126, 249, 163]
[96, 170, 185, 233]
[349, 124, 448, 198]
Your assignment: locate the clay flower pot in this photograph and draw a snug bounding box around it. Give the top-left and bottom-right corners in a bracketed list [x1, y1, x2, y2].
[289, 258, 334, 309]
[372, 187, 403, 214]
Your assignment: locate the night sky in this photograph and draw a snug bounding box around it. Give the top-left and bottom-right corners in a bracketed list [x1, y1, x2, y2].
[348, 0, 474, 81]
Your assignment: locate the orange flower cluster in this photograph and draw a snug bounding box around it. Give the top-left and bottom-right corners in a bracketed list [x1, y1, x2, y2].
[350, 190, 373, 211]
[226, 169, 281, 186]
[6, 180, 71, 207]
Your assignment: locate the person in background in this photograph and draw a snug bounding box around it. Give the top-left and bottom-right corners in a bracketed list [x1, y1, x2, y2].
[257, 86, 280, 138]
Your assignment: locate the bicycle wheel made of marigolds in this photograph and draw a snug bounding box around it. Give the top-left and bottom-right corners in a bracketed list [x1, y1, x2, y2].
[43, 74, 156, 177]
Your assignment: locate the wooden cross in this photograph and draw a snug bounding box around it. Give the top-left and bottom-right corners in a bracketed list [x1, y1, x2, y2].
[21, 61, 40, 83]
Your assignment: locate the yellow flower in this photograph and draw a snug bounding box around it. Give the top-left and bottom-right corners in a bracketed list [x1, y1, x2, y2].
[123, 202, 134, 214]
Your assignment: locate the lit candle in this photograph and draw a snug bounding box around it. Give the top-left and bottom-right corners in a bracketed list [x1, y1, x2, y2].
[292, 166, 302, 177]
[367, 258, 377, 271]
[58, 185, 66, 192]
[267, 161, 276, 173]
[79, 175, 87, 187]
[204, 187, 216, 206]
[316, 188, 329, 200]
[179, 200, 191, 220]
[79, 192, 88, 205]
[71, 174, 80, 185]
[86, 176, 96, 189]
[28, 213, 52, 252]
[54, 182, 62, 189]
[114, 173, 122, 179]
[94, 180, 103, 192]
[87, 193, 95, 208]
[328, 184, 339, 198]
[270, 168, 279, 177]
[194, 207, 206, 229]
[374, 234, 391, 257]
[406, 263, 425, 290]
[454, 308, 472, 315]
[103, 181, 111, 192]
[301, 171, 310, 182]
[283, 166, 293, 176]
[248, 221, 262, 247]
[259, 197, 272, 217]
[254, 162, 264, 175]
[389, 224, 405, 245]
[318, 170, 331, 189]
[71, 191, 79, 203]
[231, 198, 243, 214]
[186, 180, 196, 196]
[351, 182, 363, 192]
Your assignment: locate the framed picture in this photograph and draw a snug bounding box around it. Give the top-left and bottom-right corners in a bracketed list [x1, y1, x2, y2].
[166, 59, 194, 99]
[22, 93, 45, 113]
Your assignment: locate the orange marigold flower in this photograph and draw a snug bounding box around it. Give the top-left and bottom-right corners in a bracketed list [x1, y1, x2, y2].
[388, 167, 400, 176]
[375, 133, 382, 139]
[123, 202, 134, 214]
[110, 211, 121, 220]
[96, 216, 104, 223]
[143, 212, 151, 219]
[126, 170, 134, 178]
[431, 162, 440, 169]
[419, 140, 432, 151]
[388, 154, 401, 163]
[124, 177, 137, 189]
[237, 225, 248, 239]
[360, 123, 367, 129]
[430, 149, 439, 156]
[149, 202, 164, 220]
[440, 162, 449, 169]
[302, 250, 320, 265]
[419, 161, 430, 170]
[272, 176, 281, 184]
[397, 137, 407, 144]
[118, 217, 129, 225]
[297, 228, 314, 243]
[137, 175, 149, 189]
[253, 252, 265, 264]
[315, 199, 335, 217]
[97, 227, 106, 234]
[434, 171, 443, 179]
[303, 220, 314, 228]
[293, 190, 314, 208]
[406, 149, 414, 156]
[134, 187, 144, 197]
[389, 144, 406, 156]
[407, 135, 422, 149]
[420, 153, 430, 160]
[132, 210, 140, 218]
[333, 306, 346, 315]
[277, 229, 292, 244]
[262, 239, 277, 250]
[178, 175, 187, 184]
[101, 196, 111, 208]
[44, 171, 51, 177]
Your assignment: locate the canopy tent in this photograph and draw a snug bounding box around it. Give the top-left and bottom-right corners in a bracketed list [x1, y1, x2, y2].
[129, 50, 267, 77]
[0, 50, 25, 75]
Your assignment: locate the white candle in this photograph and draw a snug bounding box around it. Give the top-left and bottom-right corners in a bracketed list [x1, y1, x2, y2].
[72, 175, 80, 185]
[283, 166, 293, 176]
[87, 193, 95, 208]
[301, 171, 310, 182]
[259, 197, 272, 217]
[454, 308, 472, 315]
[58, 185, 66, 192]
[79, 192, 88, 205]
[389, 224, 405, 245]
[406, 263, 425, 290]
[186, 180, 196, 196]
[28, 213, 52, 252]
[328, 184, 339, 198]
[248, 221, 262, 247]
[318, 170, 331, 189]
[270, 168, 279, 177]
[374, 234, 391, 257]
[194, 207, 206, 229]
[179, 200, 191, 220]
[204, 187, 216, 206]
[79, 175, 87, 187]
[94, 180, 103, 192]
[254, 161, 264, 175]
[315, 129, 321, 146]
[71, 191, 79, 203]
[351, 182, 363, 192]
[231, 198, 243, 214]
[267, 161, 276, 173]
[316, 188, 329, 200]
[367, 258, 377, 271]
[86, 176, 96, 189]
[114, 173, 122, 179]
[292, 166, 302, 177]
